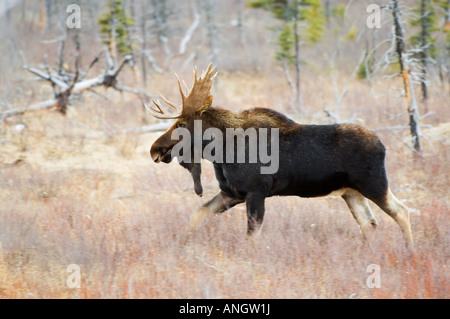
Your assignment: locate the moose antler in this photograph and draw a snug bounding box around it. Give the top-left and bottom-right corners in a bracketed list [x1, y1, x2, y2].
[145, 63, 217, 119]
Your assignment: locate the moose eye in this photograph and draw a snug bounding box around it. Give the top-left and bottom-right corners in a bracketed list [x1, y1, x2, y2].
[177, 122, 187, 128]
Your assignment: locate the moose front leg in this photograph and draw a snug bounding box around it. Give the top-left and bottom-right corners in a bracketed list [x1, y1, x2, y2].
[179, 162, 203, 197]
[189, 163, 203, 196]
[180, 191, 244, 245]
[246, 192, 266, 236]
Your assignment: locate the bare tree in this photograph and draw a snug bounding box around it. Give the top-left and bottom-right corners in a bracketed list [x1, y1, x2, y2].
[418, 0, 430, 101]
[44, 0, 53, 31]
[203, 0, 218, 63]
[391, 0, 422, 153]
[293, 0, 301, 107]
[152, 0, 171, 57]
[1, 33, 149, 122]
[139, 0, 149, 87]
[324, 50, 367, 123]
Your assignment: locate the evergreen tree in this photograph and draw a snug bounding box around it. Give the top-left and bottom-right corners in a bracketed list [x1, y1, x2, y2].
[276, 23, 295, 63]
[300, 0, 326, 44]
[98, 0, 135, 56]
[408, 0, 440, 101]
[248, 0, 326, 107]
[249, 0, 325, 53]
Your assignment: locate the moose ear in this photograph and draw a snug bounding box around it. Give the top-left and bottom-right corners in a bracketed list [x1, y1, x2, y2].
[198, 95, 213, 114]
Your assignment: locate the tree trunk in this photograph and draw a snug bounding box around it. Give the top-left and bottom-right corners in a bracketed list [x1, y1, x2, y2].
[236, 0, 245, 46]
[293, 0, 301, 109]
[445, 0, 450, 25]
[445, 0, 450, 98]
[324, 0, 330, 27]
[44, 0, 52, 31]
[419, 0, 429, 104]
[152, 0, 171, 57]
[391, 0, 422, 153]
[140, 0, 148, 88]
[204, 0, 218, 63]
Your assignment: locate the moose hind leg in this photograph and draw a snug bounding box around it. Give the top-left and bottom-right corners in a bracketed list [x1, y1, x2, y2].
[246, 192, 266, 237]
[373, 188, 414, 249]
[342, 189, 378, 240]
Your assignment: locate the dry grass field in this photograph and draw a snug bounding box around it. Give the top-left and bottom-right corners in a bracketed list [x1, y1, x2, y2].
[0, 70, 449, 299]
[0, 0, 449, 300]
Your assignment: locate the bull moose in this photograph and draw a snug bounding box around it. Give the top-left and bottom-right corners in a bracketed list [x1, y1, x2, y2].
[147, 64, 413, 248]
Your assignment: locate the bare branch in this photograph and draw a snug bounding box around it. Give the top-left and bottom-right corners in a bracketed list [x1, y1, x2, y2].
[373, 125, 411, 131]
[178, 1, 200, 55]
[281, 58, 295, 94]
[144, 51, 164, 73]
[24, 66, 69, 90]
[57, 30, 67, 77]
[121, 122, 172, 134]
[324, 50, 366, 123]
[0, 99, 58, 121]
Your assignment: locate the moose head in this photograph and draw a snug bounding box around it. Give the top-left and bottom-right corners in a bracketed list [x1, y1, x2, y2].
[146, 64, 218, 196]
[147, 64, 217, 164]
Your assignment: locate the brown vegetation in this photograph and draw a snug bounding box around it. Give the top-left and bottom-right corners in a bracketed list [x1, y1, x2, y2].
[0, 0, 449, 299]
[0, 72, 449, 298]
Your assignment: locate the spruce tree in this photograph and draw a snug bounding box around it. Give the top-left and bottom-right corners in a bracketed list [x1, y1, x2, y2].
[98, 0, 135, 57]
[408, 0, 439, 101]
[248, 0, 326, 107]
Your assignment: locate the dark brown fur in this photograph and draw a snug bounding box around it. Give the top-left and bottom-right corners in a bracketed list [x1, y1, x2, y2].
[151, 106, 413, 247]
[201, 107, 300, 133]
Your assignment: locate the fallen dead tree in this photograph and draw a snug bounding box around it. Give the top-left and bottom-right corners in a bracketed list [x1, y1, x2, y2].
[1, 33, 149, 122]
